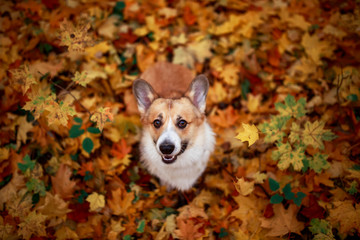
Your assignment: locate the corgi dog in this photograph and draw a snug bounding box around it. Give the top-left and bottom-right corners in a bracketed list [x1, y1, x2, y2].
[133, 62, 215, 191]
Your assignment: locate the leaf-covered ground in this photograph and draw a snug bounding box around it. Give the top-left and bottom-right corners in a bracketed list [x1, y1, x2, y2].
[1, 0, 360, 239]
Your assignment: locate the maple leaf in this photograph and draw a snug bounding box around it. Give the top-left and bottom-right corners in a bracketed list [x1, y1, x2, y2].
[252, 171, 267, 184]
[260, 204, 304, 237]
[58, 19, 92, 52]
[36, 192, 70, 218]
[220, 63, 239, 86]
[309, 218, 334, 239]
[272, 142, 305, 171]
[187, 39, 213, 63]
[247, 93, 262, 113]
[302, 120, 337, 150]
[275, 94, 307, 119]
[174, 218, 204, 240]
[258, 115, 289, 143]
[46, 100, 76, 126]
[86, 192, 105, 212]
[90, 107, 113, 131]
[107, 188, 135, 216]
[18, 211, 47, 240]
[55, 226, 79, 240]
[235, 123, 259, 147]
[172, 46, 195, 68]
[301, 32, 335, 64]
[233, 177, 254, 196]
[308, 153, 330, 173]
[51, 164, 76, 199]
[15, 116, 34, 150]
[328, 201, 360, 234]
[72, 71, 90, 87]
[9, 64, 38, 94]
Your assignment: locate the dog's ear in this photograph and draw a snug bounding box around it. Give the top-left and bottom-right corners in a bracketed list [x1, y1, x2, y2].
[133, 79, 158, 115]
[186, 74, 209, 113]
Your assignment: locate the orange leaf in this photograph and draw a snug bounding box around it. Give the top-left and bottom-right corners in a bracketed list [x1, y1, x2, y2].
[107, 188, 135, 216]
[268, 46, 281, 67]
[77, 162, 94, 176]
[183, 6, 196, 26]
[51, 164, 76, 199]
[110, 139, 132, 160]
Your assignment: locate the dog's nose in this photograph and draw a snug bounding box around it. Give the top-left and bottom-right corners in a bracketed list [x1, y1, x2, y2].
[159, 143, 175, 155]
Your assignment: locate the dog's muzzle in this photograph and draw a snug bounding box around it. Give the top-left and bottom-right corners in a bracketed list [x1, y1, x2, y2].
[160, 142, 188, 164]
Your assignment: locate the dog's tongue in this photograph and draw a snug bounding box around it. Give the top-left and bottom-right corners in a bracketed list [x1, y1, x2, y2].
[162, 155, 176, 163]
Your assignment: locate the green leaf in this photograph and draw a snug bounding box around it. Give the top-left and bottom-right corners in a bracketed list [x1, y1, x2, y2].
[309, 218, 332, 235]
[309, 153, 330, 173]
[87, 127, 101, 134]
[283, 184, 295, 200]
[219, 228, 229, 238]
[74, 117, 83, 124]
[346, 181, 358, 195]
[123, 235, 131, 240]
[275, 95, 306, 119]
[241, 79, 250, 100]
[0, 174, 12, 188]
[351, 164, 360, 171]
[69, 125, 85, 138]
[270, 194, 283, 204]
[84, 171, 93, 181]
[136, 219, 145, 233]
[269, 178, 280, 191]
[293, 192, 306, 206]
[26, 178, 46, 196]
[82, 138, 94, 154]
[32, 193, 40, 204]
[18, 155, 36, 173]
[347, 94, 358, 102]
[76, 190, 89, 204]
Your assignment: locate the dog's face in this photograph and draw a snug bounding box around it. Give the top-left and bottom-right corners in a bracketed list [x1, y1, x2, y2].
[133, 75, 209, 164]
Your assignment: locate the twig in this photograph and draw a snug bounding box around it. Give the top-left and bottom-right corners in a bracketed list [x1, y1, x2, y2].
[51, 80, 92, 117]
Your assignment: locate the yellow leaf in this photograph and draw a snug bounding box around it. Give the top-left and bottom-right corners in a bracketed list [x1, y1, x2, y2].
[55, 226, 79, 240]
[90, 107, 113, 131]
[247, 93, 262, 113]
[252, 171, 267, 184]
[9, 64, 38, 94]
[208, 82, 227, 103]
[72, 71, 90, 87]
[18, 211, 47, 240]
[16, 116, 33, 150]
[301, 33, 335, 64]
[0, 147, 9, 162]
[170, 33, 188, 45]
[172, 46, 195, 68]
[187, 39, 213, 63]
[328, 201, 360, 234]
[58, 19, 92, 52]
[86, 192, 105, 212]
[220, 63, 239, 86]
[235, 123, 259, 147]
[234, 177, 254, 196]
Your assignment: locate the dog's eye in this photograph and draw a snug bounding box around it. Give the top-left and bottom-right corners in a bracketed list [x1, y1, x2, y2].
[153, 119, 162, 128]
[177, 120, 187, 129]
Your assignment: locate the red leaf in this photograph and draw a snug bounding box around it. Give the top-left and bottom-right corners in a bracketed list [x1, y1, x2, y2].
[263, 203, 274, 218]
[183, 6, 196, 26]
[67, 202, 92, 223]
[300, 194, 325, 219]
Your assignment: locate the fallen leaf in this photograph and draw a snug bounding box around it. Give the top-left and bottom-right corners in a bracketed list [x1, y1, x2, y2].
[260, 204, 305, 237]
[51, 164, 76, 199]
[86, 192, 105, 212]
[235, 123, 259, 147]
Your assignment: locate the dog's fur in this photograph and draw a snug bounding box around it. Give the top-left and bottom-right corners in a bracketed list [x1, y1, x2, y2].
[133, 62, 215, 191]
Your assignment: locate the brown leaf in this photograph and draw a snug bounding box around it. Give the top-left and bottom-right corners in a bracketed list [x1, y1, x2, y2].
[260, 204, 304, 237]
[51, 164, 76, 199]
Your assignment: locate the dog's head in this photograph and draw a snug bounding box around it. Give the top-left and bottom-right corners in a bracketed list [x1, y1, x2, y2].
[133, 75, 209, 164]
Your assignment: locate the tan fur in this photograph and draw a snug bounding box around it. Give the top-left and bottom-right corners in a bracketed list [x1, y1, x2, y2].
[142, 97, 204, 143]
[140, 62, 195, 98]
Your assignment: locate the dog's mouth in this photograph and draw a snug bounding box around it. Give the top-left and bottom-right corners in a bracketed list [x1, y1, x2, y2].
[161, 142, 188, 164]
